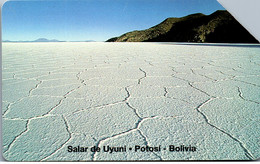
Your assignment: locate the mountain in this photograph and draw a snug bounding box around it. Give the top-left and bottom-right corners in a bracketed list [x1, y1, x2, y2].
[3, 38, 64, 42]
[106, 10, 259, 43]
[33, 38, 63, 42]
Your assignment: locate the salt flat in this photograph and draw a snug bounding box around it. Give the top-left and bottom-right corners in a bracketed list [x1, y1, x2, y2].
[2, 42, 260, 161]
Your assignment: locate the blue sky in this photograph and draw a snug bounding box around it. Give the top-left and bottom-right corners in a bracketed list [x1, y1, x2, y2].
[2, 0, 225, 41]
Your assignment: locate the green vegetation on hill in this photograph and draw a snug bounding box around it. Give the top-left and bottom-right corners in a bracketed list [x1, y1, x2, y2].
[106, 10, 259, 43]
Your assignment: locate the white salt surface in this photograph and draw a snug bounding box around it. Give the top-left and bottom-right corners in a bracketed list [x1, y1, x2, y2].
[2, 42, 260, 161]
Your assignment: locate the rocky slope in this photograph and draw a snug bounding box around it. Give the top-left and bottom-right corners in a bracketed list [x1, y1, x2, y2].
[106, 10, 259, 43]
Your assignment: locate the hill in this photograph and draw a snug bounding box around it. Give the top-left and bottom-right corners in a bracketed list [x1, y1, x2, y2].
[106, 10, 259, 43]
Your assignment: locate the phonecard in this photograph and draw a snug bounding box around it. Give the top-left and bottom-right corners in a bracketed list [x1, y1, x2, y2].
[1, 0, 260, 161]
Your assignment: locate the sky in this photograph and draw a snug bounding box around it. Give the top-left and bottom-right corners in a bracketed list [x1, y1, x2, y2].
[2, 0, 225, 41]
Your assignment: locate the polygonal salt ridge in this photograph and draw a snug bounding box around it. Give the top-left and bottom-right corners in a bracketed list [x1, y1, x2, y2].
[62, 62, 96, 68]
[90, 63, 122, 69]
[200, 73, 235, 81]
[140, 76, 188, 87]
[37, 72, 79, 80]
[49, 96, 121, 115]
[94, 129, 161, 160]
[234, 76, 260, 87]
[31, 83, 82, 97]
[148, 59, 185, 67]
[235, 58, 260, 69]
[138, 116, 250, 160]
[19, 67, 61, 72]
[1, 67, 57, 79]
[172, 73, 214, 83]
[39, 79, 82, 88]
[128, 97, 194, 118]
[250, 59, 260, 66]
[207, 61, 238, 70]
[200, 98, 259, 131]
[83, 77, 137, 87]
[237, 121, 260, 159]
[3, 95, 63, 119]
[66, 85, 128, 100]
[237, 84, 260, 104]
[51, 67, 88, 73]
[233, 67, 260, 76]
[65, 103, 140, 140]
[127, 85, 166, 98]
[138, 66, 175, 77]
[216, 67, 259, 77]
[209, 59, 259, 74]
[192, 65, 227, 73]
[2, 72, 17, 80]
[2, 118, 28, 153]
[79, 67, 144, 80]
[2, 79, 39, 91]
[175, 61, 209, 70]
[191, 80, 244, 99]
[2, 101, 11, 114]
[2, 90, 33, 104]
[3, 116, 70, 161]
[169, 66, 194, 74]
[2, 63, 35, 70]
[41, 133, 97, 161]
[12, 71, 51, 79]
[199, 98, 259, 159]
[166, 86, 210, 106]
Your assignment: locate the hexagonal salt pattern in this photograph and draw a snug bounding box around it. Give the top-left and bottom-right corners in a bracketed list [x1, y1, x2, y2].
[2, 42, 260, 161]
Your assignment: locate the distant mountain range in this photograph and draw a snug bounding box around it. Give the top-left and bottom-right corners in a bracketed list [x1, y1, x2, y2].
[106, 10, 259, 43]
[3, 38, 64, 42]
[33, 38, 63, 42]
[2, 38, 96, 42]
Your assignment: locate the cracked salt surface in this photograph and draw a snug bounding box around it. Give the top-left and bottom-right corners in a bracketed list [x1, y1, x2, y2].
[2, 42, 260, 161]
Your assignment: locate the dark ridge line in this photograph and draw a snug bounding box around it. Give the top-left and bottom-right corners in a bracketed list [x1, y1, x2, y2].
[163, 87, 168, 97]
[138, 68, 147, 85]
